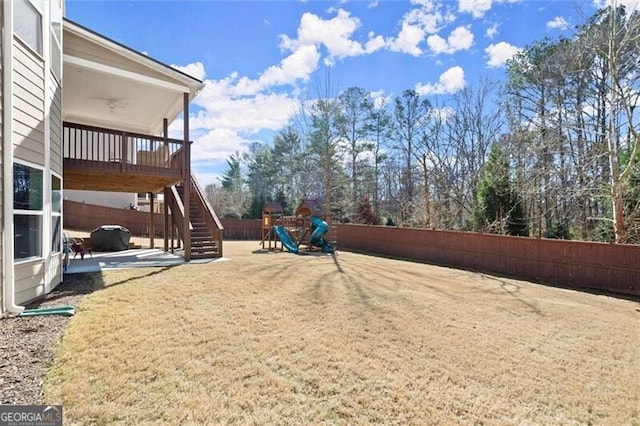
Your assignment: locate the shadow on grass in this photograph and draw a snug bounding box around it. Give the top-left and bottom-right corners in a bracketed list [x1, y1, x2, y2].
[477, 273, 544, 316]
[28, 266, 180, 308]
[252, 248, 285, 254]
[339, 248, 640, 304]
[331, 251, 344, 273]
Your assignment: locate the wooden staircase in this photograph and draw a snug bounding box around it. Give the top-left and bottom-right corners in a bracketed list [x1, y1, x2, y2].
[168, 175, 223, 260]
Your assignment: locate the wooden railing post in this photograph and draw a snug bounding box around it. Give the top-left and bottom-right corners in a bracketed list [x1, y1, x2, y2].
[121, 132, 128, 173]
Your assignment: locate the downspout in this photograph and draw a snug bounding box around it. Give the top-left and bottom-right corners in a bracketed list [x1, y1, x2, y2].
[2, 0, 24, 315]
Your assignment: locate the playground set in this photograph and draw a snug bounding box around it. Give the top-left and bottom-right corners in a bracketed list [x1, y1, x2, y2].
[261, 199, 335, 254]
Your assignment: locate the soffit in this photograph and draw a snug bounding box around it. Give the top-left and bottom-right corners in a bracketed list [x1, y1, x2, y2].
[62, 19, 203, 135]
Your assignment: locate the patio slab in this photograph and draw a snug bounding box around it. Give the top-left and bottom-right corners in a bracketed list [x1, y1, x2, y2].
[64, 248, 227, 274]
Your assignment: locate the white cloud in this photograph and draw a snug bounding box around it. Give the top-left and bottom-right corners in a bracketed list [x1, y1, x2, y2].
[217, 8, 381, 96]
[252, 44, 320, 91]
[387, 0, 453, 56]
[459, 0, 522, 19]
[280, 9, 382, 67]
[370, 90, 392, 109]
[166, 69, 300, 170]
[459, 0, 492, 18]
[415, 66, 466, 95]
[388, 21, 428, 56]
[427, 26, 474, 54]
[172, 61, 206, 80]
[190, 82, 298, 134]
[485, 22, 499, 39]
[365, 32, 386, 52]
[191, 128, 250, 163]
[485, 41, 521, 68]
[431, 106, 456, 122]
[547, 16, 569, 30]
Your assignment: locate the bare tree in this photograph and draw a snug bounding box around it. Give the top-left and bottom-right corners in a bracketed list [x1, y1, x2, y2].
[392, 90, 431, 224]
[337, 87, 374, 219]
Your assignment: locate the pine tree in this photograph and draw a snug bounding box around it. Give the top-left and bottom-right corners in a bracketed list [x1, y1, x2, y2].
[356, 196, 380, 225]
[476, 145, 528, 236]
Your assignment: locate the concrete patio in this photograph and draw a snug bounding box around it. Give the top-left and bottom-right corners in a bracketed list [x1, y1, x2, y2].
[64, 248, 227, 274]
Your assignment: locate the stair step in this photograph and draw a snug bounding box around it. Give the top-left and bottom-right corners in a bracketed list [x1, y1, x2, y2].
[192, 243, 218, 250]
[191, 234, 215, 240]
[190, 253, 221, 260]
[192, 238, 216, 244]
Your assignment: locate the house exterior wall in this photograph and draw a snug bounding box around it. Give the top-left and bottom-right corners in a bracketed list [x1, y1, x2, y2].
[13, 41, 45, 165]
[11, 0, 64, 307]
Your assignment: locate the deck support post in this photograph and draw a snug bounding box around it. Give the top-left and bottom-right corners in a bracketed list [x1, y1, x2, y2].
[149, 192, 155, 249]
[183, 93, 191, 261]
[163, 118, 169, 253]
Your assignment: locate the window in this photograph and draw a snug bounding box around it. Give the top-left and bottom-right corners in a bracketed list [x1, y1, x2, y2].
[50, 0, 62, 81]
[51, 175, 62, 252]
[14, 163, 43, 260]
[13, 0, 43, 55]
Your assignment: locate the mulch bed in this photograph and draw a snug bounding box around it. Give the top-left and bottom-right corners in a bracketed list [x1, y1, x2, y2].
[0, 274, 100, 404]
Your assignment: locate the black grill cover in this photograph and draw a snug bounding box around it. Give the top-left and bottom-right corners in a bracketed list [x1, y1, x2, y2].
[90, 225, 131, 251]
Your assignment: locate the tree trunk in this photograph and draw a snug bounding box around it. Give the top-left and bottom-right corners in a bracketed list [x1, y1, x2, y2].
[422, 154, 431, 228]
[611, 180, 626, 243]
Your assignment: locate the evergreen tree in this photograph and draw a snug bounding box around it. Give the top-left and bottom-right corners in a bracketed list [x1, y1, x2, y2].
[356, 196, 380, 225]
[476, 145, 528, 236]
[220, 152, 248, 218]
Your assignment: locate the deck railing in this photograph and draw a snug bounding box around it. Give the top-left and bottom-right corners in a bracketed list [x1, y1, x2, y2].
[63, 121, 186, 174]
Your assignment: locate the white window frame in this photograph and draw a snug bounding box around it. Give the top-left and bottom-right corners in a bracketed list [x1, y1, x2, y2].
[13, 0, 43, 56]
[51, 173, 62, 254]
[50, 0, 62, 82]
[14, 161, 44, 262]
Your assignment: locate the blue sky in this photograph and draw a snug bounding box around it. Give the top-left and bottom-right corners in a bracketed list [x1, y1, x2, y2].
[65, 0, 631, 187]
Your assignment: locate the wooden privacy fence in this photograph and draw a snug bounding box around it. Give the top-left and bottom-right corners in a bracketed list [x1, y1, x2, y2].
[335, 224, 640, 296]
[63, 211, 640, 296]
[220, 218, 262, 240]
[64, 200, 165, 237]
[219, 220, 639, 296]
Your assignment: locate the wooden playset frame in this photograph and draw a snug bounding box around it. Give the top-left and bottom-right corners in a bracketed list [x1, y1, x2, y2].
[260, 199, 334, 252]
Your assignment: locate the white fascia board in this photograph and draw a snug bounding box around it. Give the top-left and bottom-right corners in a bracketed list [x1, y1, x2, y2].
[64, 54, 190, 94]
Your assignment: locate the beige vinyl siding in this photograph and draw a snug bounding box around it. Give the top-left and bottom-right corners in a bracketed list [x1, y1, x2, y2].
[50, 75, 62, 174]
[13, 40, 45, 164]
[64, 31, 188, 88]
[14, 261, 45, 304]
[12, 36, 47, 305]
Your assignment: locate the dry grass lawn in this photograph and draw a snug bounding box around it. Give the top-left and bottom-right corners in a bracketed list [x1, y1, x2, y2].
[45, 241, 640, 425]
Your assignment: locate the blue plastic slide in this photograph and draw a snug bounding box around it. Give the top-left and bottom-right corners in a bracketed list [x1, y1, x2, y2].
[310, 216, 335, 253]
[273, 225, 299, 254]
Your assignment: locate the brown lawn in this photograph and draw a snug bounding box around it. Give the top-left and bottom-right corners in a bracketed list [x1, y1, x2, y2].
[45, 241, 640, 425]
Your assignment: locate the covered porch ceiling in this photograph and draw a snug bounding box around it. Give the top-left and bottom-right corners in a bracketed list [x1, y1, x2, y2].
[62, 18, 204, 135]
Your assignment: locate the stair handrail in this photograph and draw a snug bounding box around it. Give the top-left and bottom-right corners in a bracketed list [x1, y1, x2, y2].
[190, 174, 223, 257]
[190, 174, 224, 231]
[168, 185, 193, 244]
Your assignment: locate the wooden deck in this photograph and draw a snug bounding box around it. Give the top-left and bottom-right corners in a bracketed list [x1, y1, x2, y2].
[63, 159, 183, 193]
[63, 121, 186, 193]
